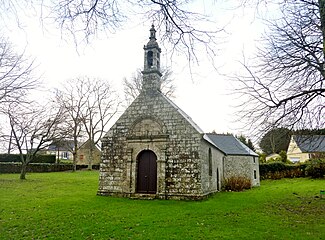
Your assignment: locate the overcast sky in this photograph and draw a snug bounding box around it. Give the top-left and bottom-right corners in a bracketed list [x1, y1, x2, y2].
[1, 1, 274, 137]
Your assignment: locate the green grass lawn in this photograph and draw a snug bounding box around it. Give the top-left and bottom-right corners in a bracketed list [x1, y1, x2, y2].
[0, 171, 324, 240]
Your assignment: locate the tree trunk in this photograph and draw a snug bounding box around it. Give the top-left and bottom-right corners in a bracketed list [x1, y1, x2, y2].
[20, 163, 27, 180]
[72, 152, 77, 172]
[56, 149, 60, 164]
[8, 130, 13, 154]
[87, 147, 94, 170]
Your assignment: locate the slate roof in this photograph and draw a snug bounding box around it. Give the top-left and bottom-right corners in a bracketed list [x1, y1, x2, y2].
[205, 133, 258, 156]
[48, 140, 74, 151]
[293, 135, 325, 153]
[79, 139, 101, 151]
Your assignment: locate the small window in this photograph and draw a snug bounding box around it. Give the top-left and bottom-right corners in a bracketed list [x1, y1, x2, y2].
[254, 170, 257, 179]
[253, 157, 256, 163]
[208, 148, 212, 176]
[62, 152, 68, 159]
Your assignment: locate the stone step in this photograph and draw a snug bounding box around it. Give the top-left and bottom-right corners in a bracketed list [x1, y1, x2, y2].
[130, 193, 157, 200]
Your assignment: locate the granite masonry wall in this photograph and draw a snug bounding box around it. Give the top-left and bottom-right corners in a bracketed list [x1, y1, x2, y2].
[98, 90, 212, 200]
[200, 140, 224, 194]
[224, 155, 260, 187]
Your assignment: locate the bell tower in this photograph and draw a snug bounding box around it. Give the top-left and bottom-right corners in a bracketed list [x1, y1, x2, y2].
[142, 24, 162, 93]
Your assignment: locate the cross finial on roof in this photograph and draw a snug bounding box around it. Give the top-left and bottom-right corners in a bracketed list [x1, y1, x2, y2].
[149, 24, 156, 41]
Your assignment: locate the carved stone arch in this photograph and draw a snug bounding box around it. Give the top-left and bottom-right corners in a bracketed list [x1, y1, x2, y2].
[128, 116, 166, 137]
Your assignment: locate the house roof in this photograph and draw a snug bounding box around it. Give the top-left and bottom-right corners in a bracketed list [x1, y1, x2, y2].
[48, 140, 74, 151]
[205, 133, 258, 156]
[293, 135, 325, 153]
[79, 139, 101, 151]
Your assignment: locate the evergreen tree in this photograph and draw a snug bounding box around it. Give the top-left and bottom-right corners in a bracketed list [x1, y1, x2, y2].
[259, 128, 292, 155]
[237, 135, 256, 152]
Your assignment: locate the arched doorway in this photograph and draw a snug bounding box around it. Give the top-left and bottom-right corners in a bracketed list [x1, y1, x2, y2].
[137, 150, 157, 194]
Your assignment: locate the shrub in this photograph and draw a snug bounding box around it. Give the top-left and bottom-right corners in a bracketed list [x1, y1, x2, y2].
[278, 150, 288, 163]
[224, 176, 252, 192]
[305, 159, 325, 178]
[258, 153, 267, 163]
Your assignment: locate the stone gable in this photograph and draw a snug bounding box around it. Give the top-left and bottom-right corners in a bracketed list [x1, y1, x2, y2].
[98, 90, 209, 199]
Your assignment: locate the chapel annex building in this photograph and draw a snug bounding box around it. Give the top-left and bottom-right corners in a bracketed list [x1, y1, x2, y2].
[98, 25, 260, 200]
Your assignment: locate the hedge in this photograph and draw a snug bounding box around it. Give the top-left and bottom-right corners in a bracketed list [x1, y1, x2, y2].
[0, 163, 73, 173]
[305, 159, 325, 178]
[0, 163, 100, 173]
[259, 161, 308, 180]
[0, 154, 56, 163]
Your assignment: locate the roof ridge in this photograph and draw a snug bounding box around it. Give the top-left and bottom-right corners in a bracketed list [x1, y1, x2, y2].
[206, 133, 232, 136]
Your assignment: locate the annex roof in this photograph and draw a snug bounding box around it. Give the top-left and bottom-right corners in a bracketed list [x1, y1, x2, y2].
[293, 135, 325, 153]
[205, 133, 258, 156]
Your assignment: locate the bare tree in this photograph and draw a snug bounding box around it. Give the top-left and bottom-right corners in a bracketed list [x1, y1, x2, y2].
[0, 35, 38, 155]
[234, 0, 325, 134]
[3, 102, 64, 179]
[51, 0, 221, 61]
[0, 35, 37, 105]
[1, 1, 223, 64]
[54, 85, 87, 172]
[123, 67, 175, 105]
[57, 77, 119, 170]
[80, 77, 119, 170]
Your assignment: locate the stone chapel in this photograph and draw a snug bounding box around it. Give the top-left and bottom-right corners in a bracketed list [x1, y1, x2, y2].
[98, 25, 260, 200]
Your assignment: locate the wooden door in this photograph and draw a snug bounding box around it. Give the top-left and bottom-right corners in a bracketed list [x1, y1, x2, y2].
[137, 150, 157, 194]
